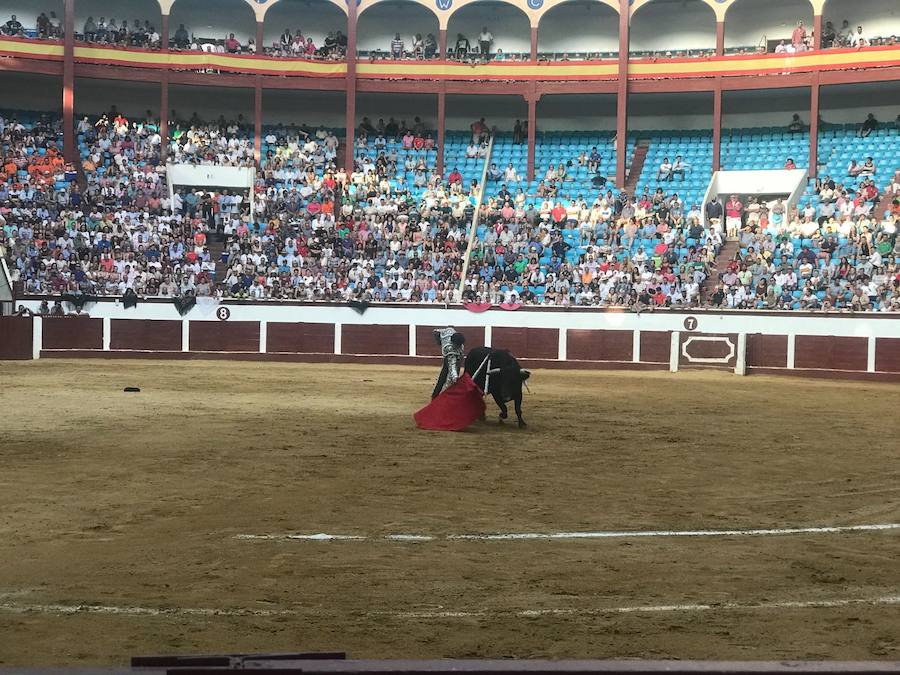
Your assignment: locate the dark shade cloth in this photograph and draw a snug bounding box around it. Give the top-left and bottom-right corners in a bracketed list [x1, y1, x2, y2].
[348, 300, 370, 315]
[174, 295, 196, 316]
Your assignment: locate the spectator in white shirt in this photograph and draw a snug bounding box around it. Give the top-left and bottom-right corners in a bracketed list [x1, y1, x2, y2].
[657, 157, 672, 182]
[478, 27, 493, 60]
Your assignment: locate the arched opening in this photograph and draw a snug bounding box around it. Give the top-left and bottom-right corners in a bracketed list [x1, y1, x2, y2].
[169, 0, 256, 51]
[75, 0, 163, 47]
[447, 1, 531, 60]
[537, 1, 618, 60]
[0, 0, 63, 39]
[263, 0, 347, 57]
[356, 0, 439, 58]
[822, 0, 900, 48]
[630, 0, 716, 57]
[725, 0, 814, 53]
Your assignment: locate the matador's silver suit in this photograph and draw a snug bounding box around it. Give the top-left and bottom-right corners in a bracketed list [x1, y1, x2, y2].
[431, 326, 466, 399]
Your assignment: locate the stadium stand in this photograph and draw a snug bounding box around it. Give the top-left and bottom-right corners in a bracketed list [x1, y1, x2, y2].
[3, 109, 899, 309]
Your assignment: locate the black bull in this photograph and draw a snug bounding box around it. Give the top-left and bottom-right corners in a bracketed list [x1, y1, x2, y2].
[464, 347, 530, 428]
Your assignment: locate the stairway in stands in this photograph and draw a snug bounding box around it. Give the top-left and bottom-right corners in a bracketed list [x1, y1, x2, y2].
[207, 236, 228, 285]
[699, 238, 739, 302]
[624, 140, 650, 194]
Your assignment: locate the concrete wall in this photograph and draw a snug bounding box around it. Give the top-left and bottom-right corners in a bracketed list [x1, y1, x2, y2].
[537, 1, 619, 54]
[446, 2, 531, 55]
[445, 94, 527, 133]
[168, 0, 257, 44]
[356, 1, 439, 53]
[9, 302, 900, 380]
[74, 78, 161, 119]
[75, 0, 163, 32]
[169, 85, 256, 124]
[0, 0, 63, 31]
[823, 0, 900, 38]
[263, 90, 346, 129]
[631, 0, 716, 53]
[0, 72, 62, 114]
[724, 0, 814, 49]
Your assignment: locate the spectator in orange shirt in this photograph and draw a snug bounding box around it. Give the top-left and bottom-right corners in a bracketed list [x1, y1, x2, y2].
[791, 21, 806, 48]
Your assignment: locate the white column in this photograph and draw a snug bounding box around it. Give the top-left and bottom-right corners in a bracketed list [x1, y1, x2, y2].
[409, 324, 417, 356]
[632, 330, 641, 363]
[102, 317, 111, 351]
[334, 323, 342, 355]
[558, 328, 567, 361]
[32, 316, 42, 360]
[484, 325, 492, 347]
[734, 332, 747, 375]
[786, 334, 796, 369]
[259, 321, 267, 354]
[867, 336, 876, 373]
[181, 319, 190, 352]
[669, 331, 680, 373]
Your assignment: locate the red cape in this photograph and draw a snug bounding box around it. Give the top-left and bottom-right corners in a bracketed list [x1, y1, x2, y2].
[414, 373, 486, 432]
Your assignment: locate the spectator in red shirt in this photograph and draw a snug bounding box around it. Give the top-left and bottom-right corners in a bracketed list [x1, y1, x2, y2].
[726, 194, 743, 238]
[225, 33, 240, 53]
[791, 21, 806, 48]
[551, 202, 567, 224]
[448, 167, 462, 184]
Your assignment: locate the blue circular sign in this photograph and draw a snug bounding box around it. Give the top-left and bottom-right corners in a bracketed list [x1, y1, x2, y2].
[527, 0, 544, 8]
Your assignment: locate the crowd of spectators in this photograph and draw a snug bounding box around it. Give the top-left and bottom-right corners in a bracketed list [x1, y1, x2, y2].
[822, 20, 898, 49]
[80, 17, 160, 48]
[168, 115, 255, 167]
[264, 28, 347, 59]
[2, 105, 900, 311]
[2, 12, 62, 38]
[706, 174, 900, 310]
[460, 185, 716, 308]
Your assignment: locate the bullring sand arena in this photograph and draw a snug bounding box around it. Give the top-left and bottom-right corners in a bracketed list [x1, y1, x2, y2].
[1, 359, 899, 665]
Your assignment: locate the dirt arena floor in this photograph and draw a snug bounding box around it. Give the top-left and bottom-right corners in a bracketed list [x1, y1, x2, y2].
[1, 359, 899, 665]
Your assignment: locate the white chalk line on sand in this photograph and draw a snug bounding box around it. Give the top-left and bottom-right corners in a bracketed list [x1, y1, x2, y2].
[235, 522, 900, 543]
[1, 595, 898, 621]
[0, 602, 298, 618]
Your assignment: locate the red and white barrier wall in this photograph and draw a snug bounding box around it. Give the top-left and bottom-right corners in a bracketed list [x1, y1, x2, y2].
[2, 300, 900, 380]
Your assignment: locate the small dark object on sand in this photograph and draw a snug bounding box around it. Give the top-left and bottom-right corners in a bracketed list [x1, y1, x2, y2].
[124, 387, 141, 393]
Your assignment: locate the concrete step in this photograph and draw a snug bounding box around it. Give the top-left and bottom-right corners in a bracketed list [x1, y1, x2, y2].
[699, 239, 740, 302]
[624, 141, 650, 193]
